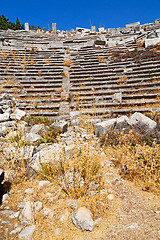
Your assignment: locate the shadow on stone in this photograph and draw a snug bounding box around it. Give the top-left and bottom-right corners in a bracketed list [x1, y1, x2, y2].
[0, 171, 11, 205]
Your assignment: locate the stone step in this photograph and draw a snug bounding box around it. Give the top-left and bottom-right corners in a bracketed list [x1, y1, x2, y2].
[2, 83, 63, 89]
[70, 80, 160, 92]
[0, 73, 63, 79]
[72, 60, 160, 69]
[19, 98, 60, 104]
[70, 76, 160, 87]
[70, 86, 160, 97]
[70, 69, 160, 79]
[81, 107, 160, 116]
[1, 88, 62, 93]
[70, 73, 160, 83]
[80, 99, 160, 108]
[13, 93, 56, 99]
[28, 111, 59, 117]
[71, 63, 160, 72]
[72, 92, 160, 102]
[20, 104, 60, 110]
[0, 67, 64, 72]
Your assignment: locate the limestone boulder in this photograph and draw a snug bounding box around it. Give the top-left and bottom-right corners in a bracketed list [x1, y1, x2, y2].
[95, 118, 117, 136]
[19, 201, 34, 225]
[51, 121, 68, 133]
[3, 145, 35, 162]
[115, 116, 129, 129]
[0, 112, 10, 122]
[70, 111, 80, 126]
[30, 124, 48, 136]
[19, 225, 35, 240]
[26, 132, 43, 143]
[72, 207, 94, 231]
[10, 108, 26, 121]
[128, 112, 157, 130]
[112, 92, 122, 103]
[29, 143, 62, 172]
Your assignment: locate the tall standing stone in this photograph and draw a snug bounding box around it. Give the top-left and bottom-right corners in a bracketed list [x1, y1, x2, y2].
[25, 23, 29, 31]
[52, 23, 57, 33]
[91, 26, 96, 32]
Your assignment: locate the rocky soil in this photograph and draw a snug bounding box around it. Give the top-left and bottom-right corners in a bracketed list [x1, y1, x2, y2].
[0, 94, 159, 239]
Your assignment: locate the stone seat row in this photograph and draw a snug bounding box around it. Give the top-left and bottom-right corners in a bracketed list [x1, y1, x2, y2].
[70, 76, 160, 89]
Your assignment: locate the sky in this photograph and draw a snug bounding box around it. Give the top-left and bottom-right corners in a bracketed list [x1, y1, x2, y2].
[0, 0, 160, 31]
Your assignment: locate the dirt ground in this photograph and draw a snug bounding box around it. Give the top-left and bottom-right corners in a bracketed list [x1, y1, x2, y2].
[0, 174, 160, 240]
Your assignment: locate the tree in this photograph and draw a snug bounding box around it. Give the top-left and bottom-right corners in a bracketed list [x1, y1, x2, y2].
[15, 17, 22, 30]
[0, 15, 24, 30]
[30, 25, 36, 30]
[36, 26, 41, 30]
[0, 15, 9, 30]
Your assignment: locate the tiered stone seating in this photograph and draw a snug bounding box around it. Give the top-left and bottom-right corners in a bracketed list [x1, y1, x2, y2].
[69, 44, 160, 117]
[0, 47, 64, 117]
[0, 28, 160, 118]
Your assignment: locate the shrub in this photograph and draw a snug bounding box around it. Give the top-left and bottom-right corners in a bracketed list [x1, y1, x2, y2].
[39, 134, 103, 199]
[103, 130, 160, 195]
[24, 116, 55, 126]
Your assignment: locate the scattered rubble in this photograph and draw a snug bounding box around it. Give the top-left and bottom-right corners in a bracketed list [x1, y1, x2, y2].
[0, 92, 159, 239]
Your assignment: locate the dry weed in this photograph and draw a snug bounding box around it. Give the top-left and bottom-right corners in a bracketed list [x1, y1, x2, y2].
[98, 55, 107, 62]
[64, 59, 73, 67]
[102, 130, 160, 195]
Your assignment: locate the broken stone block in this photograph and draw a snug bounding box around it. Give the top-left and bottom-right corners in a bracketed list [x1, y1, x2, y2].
[19, 225, 35, 240]
[95, 119, 117, 136]
[72, 207, 94, 231]
[19, 201, 34, 225]
[115, 116, 129, 129]
[112, 92, 122, 103]
[51, 121, 68, 133]
[30, 124, 47, 135]
[25, 23, 29, 31]
[65, 199, 78, 209]
[10, 108, 26, 121]
[0, 112, 10, 122]
[70, 111, 80, 126]
[26, 133, 43, 143]
[10, 227, 22, 235]
[128, 112, 157, 130]
[29, 143, 61, 172]
[40, 208, 54, 218]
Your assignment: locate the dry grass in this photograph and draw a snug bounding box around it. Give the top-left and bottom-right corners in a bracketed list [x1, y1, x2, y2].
[62, 71, 69, 77]
[38, 70, 42, 76]
[64, 59, 73, 67]
[1, 44, 160, 239]
[45, 59, 51, 64]
[98, 55, 107, 62]
[102, 130, 160, 195]
[137, 40, 145, 48]
[118, 75, 128, 85]
[39, 132, 103, 199]
[11, 50, 33, 72]
[0, 50, 10, 59]
[55, 88, 63, 94]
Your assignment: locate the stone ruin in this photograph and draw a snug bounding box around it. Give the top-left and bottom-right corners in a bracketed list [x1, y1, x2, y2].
[0, 19, 159, 120]
[0, 20, 160, 238]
